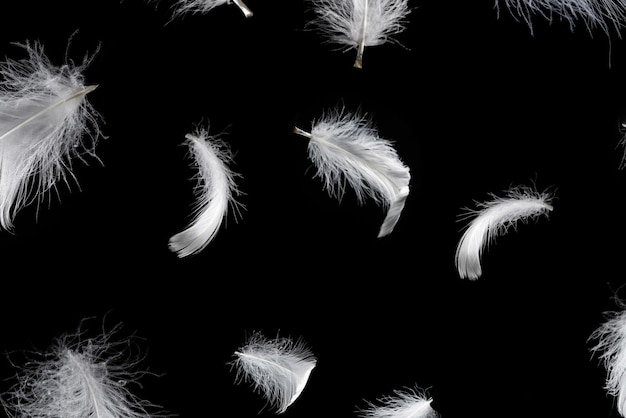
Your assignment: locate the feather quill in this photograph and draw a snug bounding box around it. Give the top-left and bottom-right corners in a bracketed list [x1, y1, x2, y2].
[455, 185, 554, 280]
[495, 0, 626, 35]
[171, 0, 253, 18]
[294, 107, 410, 238]
[306, 0, 411, 68]
[589, 297, 626, 417]
[358, 386, 438, 418]
[0, 41, 101, 232]
[168, 123, 242, 258]
[1, 320, 163, 418]
[230, 331, 317, 414]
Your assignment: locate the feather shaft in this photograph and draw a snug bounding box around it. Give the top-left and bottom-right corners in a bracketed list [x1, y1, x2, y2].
[355, 0, 369, 68]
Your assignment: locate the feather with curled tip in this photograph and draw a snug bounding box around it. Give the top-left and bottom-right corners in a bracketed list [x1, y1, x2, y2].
[589, 297, 626, 418]
[230, 331, 317, 414]
[495, 0, 626, 35]
[171, 0, 253, 18]
[454, 185, 554, 280]
[306, 0, 411, 68]
[168, 123, 242, 258]
[0, 320, 164, 418]
[294, 107, 410, 238]
[358, 386, 438, 418]
[0, 41, 101, 232]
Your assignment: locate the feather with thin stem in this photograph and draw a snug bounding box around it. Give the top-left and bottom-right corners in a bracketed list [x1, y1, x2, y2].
[0, 320, 164, 418]
[170, 0, 253, 18]
[454, 184, 554, 280]
[230, 331, 317, 414]
[168, 123, 242, 258]
[495, 0, 626, 35]
[358, 386, 438, 418]
[589, 297, 626, 418]
[0, 41, 102, 232]
[306, 0, 411, 68]
[294, 106, 410, 238]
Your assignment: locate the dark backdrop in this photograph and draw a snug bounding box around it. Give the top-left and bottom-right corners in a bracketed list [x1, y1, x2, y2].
[0, 1, 625, 418]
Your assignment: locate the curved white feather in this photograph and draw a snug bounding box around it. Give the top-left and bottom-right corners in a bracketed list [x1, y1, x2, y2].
[306, 0, 411, 67]
[230, 331, 317, 414]
[0, 41, 101, 232]
[496, 0, 626, 34]
[168, 125, 242, 258]
[455, 185, 554, 280]
[171, 0, 253, 18]
[359, 386, 438, 418]
[589, 299, 626, 417]
[1, 321, 163, 418]
[294, 107, 410, 238]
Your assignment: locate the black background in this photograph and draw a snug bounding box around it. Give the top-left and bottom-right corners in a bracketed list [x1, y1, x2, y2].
[1, 1, 626, 417]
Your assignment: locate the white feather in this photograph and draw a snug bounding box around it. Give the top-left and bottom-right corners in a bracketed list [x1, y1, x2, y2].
[230, 331, 317, 414]
[168, 123, 242, 258]
[1, 321, 163, 418]
[306, 0, 411, 68]
[495, 0, 626, 34]
[170, 0, 253, 18]
[294, 106, 410, 238]
[358, 386, 438, 418]
[454, 185, 554, 280]
[0, 41, 101, 232]
[589, 298, 626, 417]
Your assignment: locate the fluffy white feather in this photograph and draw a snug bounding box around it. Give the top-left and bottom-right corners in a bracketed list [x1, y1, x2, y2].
[294, 107, 410, 238]
[171, 0, 253, 18]
[1, 321, 163, 418]
[455, 185, 554, 280]
[0, 41, 101, 232]
[230, 331, 317, 414]
[168, 123, 242, 258]
[495, 0, 626, 34]
[306, 0, 411, 68]
[589, 298, 626, 417]
[358, 386, 438, 418]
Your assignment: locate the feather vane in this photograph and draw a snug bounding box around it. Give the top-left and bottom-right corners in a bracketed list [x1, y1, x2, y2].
[0, 41, 101, 232]
[455, 185, 554, 280]
[294, 107, 410, 238]
[171, 0, 253, 18]
[168, 123, 242, 258]
[307, 0, 411, 68]
[230, 331, 317, 414]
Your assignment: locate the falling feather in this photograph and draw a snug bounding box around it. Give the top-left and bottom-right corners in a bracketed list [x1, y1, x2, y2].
[588, 297, 626, 418]
[230, 331, 317, 414]
[168, 123, 242, 258]
[358, 386, 438, 418]
[0, 41, 101, 232]
[293, 106, 410, 238]
[455, 184, 554, 280]
[1, 320, 163, 418]
[306, 0, 411, 68]
[170, 0, 253, 18]
[495, 0, 626, 35]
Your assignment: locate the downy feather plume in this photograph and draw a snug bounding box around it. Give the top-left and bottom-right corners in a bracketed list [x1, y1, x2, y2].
[230, 331, 317, 414]
[0, 41, 101, 232]
[495, 0, 626, 35]
[306, 0, 411, 68]
[168, 123, 242, 258]
[1, 320, 164, 418]
[455, 184, 554, 280]
[293, 106, 410, 238]
[358, 386, 438, 418]
[171, 0, 253, 18]
[589, 297, 626, 417]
